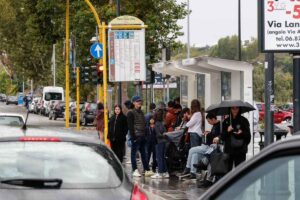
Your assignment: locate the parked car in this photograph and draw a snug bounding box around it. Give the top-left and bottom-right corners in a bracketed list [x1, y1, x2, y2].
[256, 102, 292, 123]
[0, 125, 147, 200]
[6, 96, 18, 105]
[49, 101, 66, 120]
[281, 102, 293, 113]
[0, 93, 7, 102]
[80, 102, 97, 126]
[69, 102, 84, 123]
[199, 135, 300, 200]
[0, 113, 25, 127]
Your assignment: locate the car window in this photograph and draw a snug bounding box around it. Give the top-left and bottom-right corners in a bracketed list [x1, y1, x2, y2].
[256, 104, 262, 111]
[0, 142, 123, 188]
[215, 155, 300, 200]
[45, 92, 62, 101]
[0, 116, 24, 126]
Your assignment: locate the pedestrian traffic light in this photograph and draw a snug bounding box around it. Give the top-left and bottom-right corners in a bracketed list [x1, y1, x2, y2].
[97, 63, 104, 84]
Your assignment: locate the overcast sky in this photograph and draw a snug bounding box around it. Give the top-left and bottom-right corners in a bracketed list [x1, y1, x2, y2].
[176, 0, 258, 47]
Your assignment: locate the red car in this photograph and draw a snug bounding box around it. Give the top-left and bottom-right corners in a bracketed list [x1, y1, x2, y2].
[257, 103, 292, 124]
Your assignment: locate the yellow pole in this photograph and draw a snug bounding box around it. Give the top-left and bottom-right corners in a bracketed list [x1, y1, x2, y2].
[76, 67, 80, 131]
[84, 0, 109, 145]
[65, 0, 70, 128]
[99, 84, 103, 102]
[102, 22, 109, 145]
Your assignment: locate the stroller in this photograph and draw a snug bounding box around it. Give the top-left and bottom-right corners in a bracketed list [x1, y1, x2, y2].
[164, 128, 190, 173]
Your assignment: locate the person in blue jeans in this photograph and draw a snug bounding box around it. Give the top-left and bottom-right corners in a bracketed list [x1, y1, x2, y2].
[127, 96, 154, 177]
[151, 108, 169, 179]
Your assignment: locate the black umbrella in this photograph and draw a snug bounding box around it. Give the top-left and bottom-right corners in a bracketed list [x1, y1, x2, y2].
[206, 100, 255, 116]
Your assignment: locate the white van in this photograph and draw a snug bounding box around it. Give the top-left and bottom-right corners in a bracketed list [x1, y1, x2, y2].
[42, 87, 64, 116]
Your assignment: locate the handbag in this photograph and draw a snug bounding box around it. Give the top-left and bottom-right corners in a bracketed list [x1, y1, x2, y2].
[210, 147, 229, 175]
[230, 135, 244, 148]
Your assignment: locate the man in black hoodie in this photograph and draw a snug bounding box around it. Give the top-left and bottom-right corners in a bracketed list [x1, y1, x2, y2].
[127, 96, 153, 177]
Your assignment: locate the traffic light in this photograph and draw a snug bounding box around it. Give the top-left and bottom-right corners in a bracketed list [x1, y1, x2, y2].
[80, 66, 90, 84]
[97, 63, 104, 84]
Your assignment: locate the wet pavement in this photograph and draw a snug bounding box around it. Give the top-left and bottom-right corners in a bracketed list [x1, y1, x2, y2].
[0, 102, 292, 200]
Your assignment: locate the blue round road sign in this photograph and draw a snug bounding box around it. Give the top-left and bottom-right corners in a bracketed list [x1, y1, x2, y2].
[90, 43, 103, 59]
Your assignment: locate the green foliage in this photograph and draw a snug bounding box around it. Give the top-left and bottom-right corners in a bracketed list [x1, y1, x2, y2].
[0, 0, 187, 99]
[210, 36, 239, 60]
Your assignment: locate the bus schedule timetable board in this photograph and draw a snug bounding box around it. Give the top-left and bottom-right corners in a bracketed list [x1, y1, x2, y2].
[108, 30, 146, 82]
[259, 0, 300, 52]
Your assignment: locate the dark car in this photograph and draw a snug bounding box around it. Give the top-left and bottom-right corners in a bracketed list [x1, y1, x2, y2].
[199, 136, 300, 200]
[70, 102, 84, 123]
[0, 125, 148, 200]
[6, 95, 18, 105]
[80, 102, 97, 126]
[0, 94, 7, 102]
[49, 101, 65, 120]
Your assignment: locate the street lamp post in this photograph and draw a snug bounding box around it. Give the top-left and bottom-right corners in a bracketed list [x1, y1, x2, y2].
[117, 0, 122, 106]
[187, 0, 190, 59]
[238, 0, 241, 61]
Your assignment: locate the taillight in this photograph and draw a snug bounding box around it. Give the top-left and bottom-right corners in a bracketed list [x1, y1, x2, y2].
[19, 137, 61, 142]
[131, 184, 148, 200]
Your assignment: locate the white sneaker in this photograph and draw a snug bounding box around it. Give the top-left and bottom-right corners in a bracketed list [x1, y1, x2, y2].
[133, 169, 141, 177]
[163, 172, 170, 178]
[151, 173, 164, 179]
[144, 170, 155, 177]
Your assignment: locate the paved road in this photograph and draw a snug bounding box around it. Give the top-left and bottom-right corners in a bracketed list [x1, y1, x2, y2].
[0, 102, 291, 200]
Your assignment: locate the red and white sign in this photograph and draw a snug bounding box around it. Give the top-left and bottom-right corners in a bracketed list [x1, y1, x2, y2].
[260, 0, 300, 52]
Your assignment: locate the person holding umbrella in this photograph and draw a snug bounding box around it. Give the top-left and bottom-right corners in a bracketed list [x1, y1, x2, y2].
[207, 100, 254, 171]
[215, 106, 251, 170]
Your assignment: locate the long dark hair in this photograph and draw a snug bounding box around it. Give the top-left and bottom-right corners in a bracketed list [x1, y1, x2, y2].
[114, 104, 123, 116]
[190, 99, 201, 115]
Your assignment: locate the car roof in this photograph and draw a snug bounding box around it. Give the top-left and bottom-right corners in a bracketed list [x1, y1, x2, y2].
[0, 113, 25, 121]
[0, 125, 102, 145]
[200, 135, 300, 199]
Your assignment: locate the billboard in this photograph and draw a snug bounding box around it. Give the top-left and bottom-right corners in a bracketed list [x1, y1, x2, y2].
[259, 0, 300, 52]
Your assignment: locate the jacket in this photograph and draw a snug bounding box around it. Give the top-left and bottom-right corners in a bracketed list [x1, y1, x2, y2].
[205, 121, 221, 146]
[221, 115, 251, 155]
[108, 113, 128, 142]
[127, 108, 146, 140]
[154, 121, 167, 143]
[165, 110, 177, 132]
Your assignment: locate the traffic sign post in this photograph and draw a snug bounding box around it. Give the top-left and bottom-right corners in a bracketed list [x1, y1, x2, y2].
[90, 43, 103, 59]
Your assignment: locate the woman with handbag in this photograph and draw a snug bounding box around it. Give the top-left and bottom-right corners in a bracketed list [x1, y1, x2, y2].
[220, 106, 251, 171]
[108, 105, 128, 162]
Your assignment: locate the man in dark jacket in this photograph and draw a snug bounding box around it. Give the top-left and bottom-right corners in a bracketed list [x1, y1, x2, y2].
[127, 96, 153, 177]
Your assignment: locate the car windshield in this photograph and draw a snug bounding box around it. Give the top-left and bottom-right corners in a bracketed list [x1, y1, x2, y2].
[0, 116, 23, 126]
[45, 93, 62, 101]
[0, 142, 123, 189]
[90, 103, 97, 110]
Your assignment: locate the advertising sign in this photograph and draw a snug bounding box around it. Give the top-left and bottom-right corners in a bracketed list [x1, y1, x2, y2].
[259, 0, 300, 52]
[108, 30, 146, 82]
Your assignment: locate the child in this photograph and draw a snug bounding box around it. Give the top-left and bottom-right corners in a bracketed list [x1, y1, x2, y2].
[146, 118, 157, 172]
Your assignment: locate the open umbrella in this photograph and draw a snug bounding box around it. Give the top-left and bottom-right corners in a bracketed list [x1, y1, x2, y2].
[206, 100, 255, 116]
